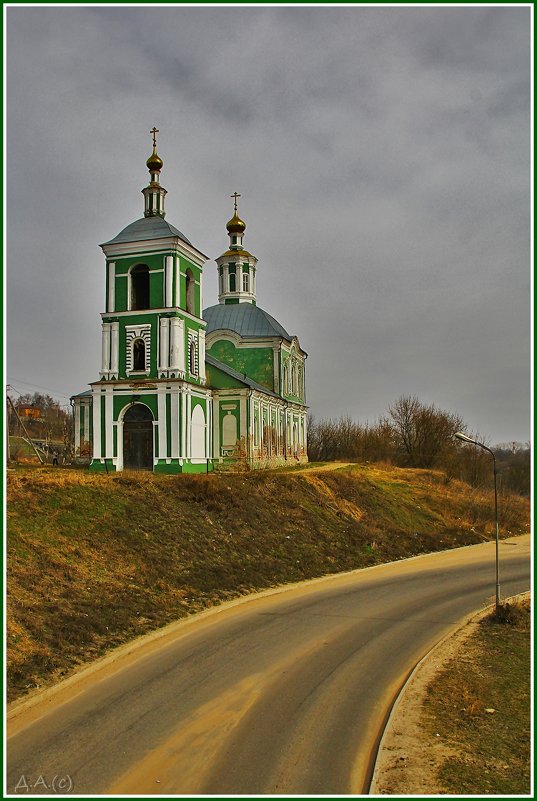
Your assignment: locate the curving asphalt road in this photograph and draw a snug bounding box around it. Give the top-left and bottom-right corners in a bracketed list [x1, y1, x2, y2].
[7, 535, 530, 796]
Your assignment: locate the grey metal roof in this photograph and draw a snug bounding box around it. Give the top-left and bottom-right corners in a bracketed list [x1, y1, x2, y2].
[203, 303, 291, 340]
[205, 354, 279, 397]
[70, 389, 92, 400]
[101, 216, 192, 247]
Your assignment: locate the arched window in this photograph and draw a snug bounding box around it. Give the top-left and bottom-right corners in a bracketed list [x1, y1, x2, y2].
[185, 269, 195, 315]
[130, 265, 150, 310]
[219, 267, 224, 295]
[189, 340, 197, 375]
[242, 272, 249, 292]
[133, 338, 146, 371]
[229, 272, 236, 292]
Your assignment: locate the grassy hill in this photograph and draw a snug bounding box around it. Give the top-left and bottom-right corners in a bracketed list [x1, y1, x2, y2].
[6, 463, 529, 701]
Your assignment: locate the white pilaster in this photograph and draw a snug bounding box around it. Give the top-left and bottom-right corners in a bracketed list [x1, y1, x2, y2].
[175, 257, 180, 307]
[158, 388, 167, 460]
[171, 391, 180, 459]
[186, 391, 192, 459]
[213, 398, 220, 458]
[110, 322, 119, 377]
[108, 262, 115, 313]
[181, 388, 187, 459]
[159, 317, 170, 374]
[169, 318, 182, 372]
[74, 403, 81, 452]
[92, 391, 102, 459]
[105, 388, 114, 459]
[83, 401, 90, 443]
[101, 323, 111, 374]
[206, 396, 211, 460]
[165, 256, 173, 307]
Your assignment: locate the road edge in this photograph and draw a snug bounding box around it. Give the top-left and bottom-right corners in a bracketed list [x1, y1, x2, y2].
[368, 590, 531, 795]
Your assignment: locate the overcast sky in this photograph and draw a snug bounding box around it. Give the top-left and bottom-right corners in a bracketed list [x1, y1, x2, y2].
[6, 4, 532, 445]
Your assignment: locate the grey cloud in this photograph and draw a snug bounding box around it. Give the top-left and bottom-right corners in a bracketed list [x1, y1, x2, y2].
[6, 5, 531, 444]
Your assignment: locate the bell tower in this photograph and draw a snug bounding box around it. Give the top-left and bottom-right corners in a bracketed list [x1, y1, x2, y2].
[86, 129, 212, 473]
[216, 193, 258, 305]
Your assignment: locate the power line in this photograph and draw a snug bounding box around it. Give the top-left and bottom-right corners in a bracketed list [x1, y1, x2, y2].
[6, 376, 73, 400]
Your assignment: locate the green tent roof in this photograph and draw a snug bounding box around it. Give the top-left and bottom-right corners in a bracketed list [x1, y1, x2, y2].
[101, 216, 193, 247]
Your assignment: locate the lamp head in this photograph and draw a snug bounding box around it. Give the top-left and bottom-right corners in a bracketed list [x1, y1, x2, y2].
[455, 432, 475, 443]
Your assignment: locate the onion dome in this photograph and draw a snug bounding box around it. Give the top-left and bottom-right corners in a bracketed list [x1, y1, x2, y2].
[146, 147, 163, 173]
[226, 210, 246, 234]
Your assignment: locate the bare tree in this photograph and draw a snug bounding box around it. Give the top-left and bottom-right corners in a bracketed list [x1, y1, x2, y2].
[387, 395, 465, 469]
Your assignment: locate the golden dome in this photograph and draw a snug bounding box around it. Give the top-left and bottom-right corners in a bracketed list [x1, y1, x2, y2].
[226, 211, 246, 234]
[146, 147, 163, 172]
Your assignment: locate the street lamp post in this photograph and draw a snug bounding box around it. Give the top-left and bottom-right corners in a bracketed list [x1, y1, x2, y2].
[454, 432, 501, 614]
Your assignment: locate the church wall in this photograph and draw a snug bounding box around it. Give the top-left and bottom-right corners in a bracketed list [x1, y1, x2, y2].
[207, 339, 275, 391]
[88, 382, 213, 474]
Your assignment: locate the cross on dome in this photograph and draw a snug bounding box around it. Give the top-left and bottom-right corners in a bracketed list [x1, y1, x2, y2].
[231, 192, 241, 213]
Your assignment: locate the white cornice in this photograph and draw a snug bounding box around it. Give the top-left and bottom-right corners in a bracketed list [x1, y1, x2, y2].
[101, 236, 207, 267]
[102, 308, 207, 326]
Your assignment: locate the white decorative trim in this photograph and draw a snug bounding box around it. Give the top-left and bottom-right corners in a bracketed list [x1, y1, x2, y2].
[198, 329, 206, 381]
[205, 331, 280, 350]
[188, 331, 199, 377]
[125, 323, 151, 374]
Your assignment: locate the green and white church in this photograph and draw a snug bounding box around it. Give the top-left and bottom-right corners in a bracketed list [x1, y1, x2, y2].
[72, 131, 308, 472]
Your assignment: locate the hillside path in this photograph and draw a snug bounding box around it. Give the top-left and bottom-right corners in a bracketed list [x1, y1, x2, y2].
[288, 461, 354, 474]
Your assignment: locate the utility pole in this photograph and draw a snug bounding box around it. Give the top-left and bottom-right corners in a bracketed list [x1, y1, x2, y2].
[6, 386, 11, 465]
[6, 394, 45, 464]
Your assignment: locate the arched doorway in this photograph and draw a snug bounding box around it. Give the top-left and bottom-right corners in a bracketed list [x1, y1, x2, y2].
[123, 404, 154, 470]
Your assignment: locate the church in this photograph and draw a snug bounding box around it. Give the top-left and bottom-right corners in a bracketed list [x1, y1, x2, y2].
[71, 131, 308, 472]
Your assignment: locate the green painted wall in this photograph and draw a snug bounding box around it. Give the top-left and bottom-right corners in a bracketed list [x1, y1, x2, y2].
[113, 254, 167, 312]
[205, 363, 246, 389]
[208, 340, 274, 390]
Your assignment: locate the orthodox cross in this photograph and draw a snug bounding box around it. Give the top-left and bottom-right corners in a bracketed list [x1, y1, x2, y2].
[231, 192, 241, 212]
[150, 127, 159, 148]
